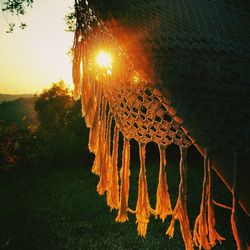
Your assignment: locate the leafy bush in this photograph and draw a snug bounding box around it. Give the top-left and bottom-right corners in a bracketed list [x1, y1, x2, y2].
[34, 81, 91, 167]
[0, 81, 92, 168]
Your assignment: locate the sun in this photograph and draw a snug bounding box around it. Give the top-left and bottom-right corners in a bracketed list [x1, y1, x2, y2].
[96, 50, 112, 70]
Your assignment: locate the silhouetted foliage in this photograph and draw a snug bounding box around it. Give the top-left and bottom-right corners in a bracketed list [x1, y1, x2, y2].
[1, 0, 33, 32]
[35, 82, 74, 130]
[34, 81, 91, 167]
[0, 123, 19, 165]
[0, 121, 33, 166]
[0, 81, 91, 168]
[1, 0, 33, 15]
[0, 97, 37, 129]
[1, 0, 75, 33]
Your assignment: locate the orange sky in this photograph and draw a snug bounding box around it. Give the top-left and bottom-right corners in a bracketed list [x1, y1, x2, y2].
[0, 0, 74, 94]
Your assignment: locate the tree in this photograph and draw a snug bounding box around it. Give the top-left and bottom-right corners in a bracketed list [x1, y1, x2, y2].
[0, 121, 33, 167]
[34, 81, 91, 167]
[1, 0, 34, 32]
[1, 0, 33, 15]
[0, 81, 91, 168]
[1, 0, 76, 32]
[0, 122, 19, 165]
[35, 81, 74, 131]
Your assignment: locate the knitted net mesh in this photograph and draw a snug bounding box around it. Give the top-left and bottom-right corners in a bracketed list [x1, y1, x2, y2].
[73, 2, 192, 148]
[72, 1, 248, 249]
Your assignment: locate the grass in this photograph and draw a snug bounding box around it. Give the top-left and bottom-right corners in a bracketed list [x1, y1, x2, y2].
[0, 151, 248, 250]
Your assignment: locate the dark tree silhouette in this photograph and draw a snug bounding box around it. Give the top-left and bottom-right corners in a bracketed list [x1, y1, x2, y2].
[1, 0, 76, 32]
[1, 0, 34, 32]
[34, 81, 91, 167]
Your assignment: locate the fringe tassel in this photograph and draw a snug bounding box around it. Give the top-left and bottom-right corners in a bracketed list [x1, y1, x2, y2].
[80, 41, 87, 116]
[85, 78, 96, 128]
[193, 149, 224, 249]
[136, 143, 151, 237]
[107, 125, 120, 209]
[154, 145, 172, 222]
[92, 97, 107, 176]
[231, 152, 248, 250]
[116, 137, 130, 223]
[72, 30, 81, 97]
[88, 84, 102, 153]
[166, 146, 193, 250]
[97, 111, 112, 195]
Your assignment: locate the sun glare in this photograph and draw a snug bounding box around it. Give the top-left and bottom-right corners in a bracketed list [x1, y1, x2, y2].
[96, 50, 112, 73]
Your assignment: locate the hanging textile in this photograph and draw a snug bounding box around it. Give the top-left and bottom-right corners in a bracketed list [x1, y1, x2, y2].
[72, 1, 249, 249]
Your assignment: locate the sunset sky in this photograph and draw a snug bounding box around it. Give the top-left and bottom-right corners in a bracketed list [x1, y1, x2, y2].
[0, 0, 74, 94]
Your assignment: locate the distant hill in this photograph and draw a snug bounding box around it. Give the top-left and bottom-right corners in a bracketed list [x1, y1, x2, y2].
[0, 97, 38, 129]
[0, 94, 35, 103]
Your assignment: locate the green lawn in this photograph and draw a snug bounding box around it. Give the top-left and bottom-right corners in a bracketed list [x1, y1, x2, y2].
[0, 155, 247, 250]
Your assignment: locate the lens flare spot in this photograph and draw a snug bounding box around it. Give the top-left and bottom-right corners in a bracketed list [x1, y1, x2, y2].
[96, 50, 112, 69]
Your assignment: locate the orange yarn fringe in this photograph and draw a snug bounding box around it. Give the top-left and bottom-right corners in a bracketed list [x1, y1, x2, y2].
[116, 138, 130, 222]
[88, 84, 101, 154]
[72, 30, 81, 97]
[135, 143, 152, 237]
[80, 42, 89, 117]
[91, 98, 107, 177]
[106, 125, 120, 209]
[166, 146, 193, 250]
[154, 145, 172, 221]
[193, 150, 224, 249]
[97, 110, 112, 194]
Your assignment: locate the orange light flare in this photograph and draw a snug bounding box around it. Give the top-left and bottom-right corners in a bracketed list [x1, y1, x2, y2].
[106, 19, 156, 83]
[131, 71, 141, 85]
[96, 50, 113, 76]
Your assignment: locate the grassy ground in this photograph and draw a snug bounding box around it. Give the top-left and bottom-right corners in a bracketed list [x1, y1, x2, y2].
[0, 152, 248, 250]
